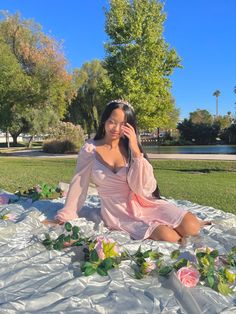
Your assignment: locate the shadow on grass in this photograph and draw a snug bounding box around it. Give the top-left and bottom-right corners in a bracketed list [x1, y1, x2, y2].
[153, 166, 236, 173]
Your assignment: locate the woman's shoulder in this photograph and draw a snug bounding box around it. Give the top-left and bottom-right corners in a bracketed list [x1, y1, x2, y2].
[79, 139, 96, 155]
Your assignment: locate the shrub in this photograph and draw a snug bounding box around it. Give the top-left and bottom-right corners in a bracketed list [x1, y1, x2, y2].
[43, 122, 85, 154]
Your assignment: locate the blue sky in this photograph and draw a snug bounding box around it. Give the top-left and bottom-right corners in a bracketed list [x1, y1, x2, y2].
[1, 0, 235, 120]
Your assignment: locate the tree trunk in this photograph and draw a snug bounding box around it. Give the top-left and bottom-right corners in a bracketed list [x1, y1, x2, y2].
[11, 134, 18, 146]
[28, 135, 34, 148]
[216, 97, 218, 117]
[6, 129, 10, 148]
[157, 128, 160, 141]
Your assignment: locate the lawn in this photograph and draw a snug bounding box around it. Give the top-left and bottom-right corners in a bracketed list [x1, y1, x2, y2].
[0, 157, 235, 214]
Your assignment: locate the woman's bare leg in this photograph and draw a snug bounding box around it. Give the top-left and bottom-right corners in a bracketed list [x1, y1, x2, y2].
[174, 212, 201, 238]
[149, 225, 182, 243]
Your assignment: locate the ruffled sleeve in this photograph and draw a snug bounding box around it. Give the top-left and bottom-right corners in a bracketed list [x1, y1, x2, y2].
[127, 154, 157, 198]
[55, 141, 94, 221]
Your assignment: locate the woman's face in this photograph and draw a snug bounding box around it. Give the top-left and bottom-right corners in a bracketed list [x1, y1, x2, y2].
[104, 108, 126, 140]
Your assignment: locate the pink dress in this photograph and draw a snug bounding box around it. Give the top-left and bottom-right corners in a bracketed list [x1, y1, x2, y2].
[55, 141, 187, 240]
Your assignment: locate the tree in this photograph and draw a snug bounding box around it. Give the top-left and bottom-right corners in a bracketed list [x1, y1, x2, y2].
[190, 109, 213, 125]
[177, 110, 220, 144]
[0, 37, 31, 146]
[214, 114, 232, 130]
[177, 119, 219, 145]
[104, 0, 181, 129]
[66, 60, 111, 137]
[213, 90, 221, 117]
[220, 123, 236, 144]
[0, 12, 73, 145]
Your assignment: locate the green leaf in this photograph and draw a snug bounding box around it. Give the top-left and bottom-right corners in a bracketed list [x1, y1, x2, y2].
[207, 275, 215, 288]
[196, 252, 206, 259]
[53, 241, 64, 251]
[65, 222, 72, 232]
[64, 235, 71, 243]
[210, 250, 219, 259]
[149, 251, 163, 260]
[171, 250, 180, 260]
[97, 266, 108, 276]
[134, 269, 144, 279]
[134, 245, 143, 258]
[42, 239, 52, 246]
[84, 266, 97, 276]
[72, 240, 83, 246]
[71, 233, 79, 240]
[57, 234, 65, 241]
[158, 266, 173, 276]
[72, 226, 80, 233]
[100, 258, 113, 271]
[173, 258, 188, 271]
[218, 282, 233, 296]
[230, 246, 236, 254]
[143, 250, 152, 258]
[90, 249, 99, 262]
[81, 261, 95, 271]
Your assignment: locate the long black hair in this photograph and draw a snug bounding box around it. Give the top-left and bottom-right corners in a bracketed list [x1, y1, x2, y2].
[94, 100, 161, 199]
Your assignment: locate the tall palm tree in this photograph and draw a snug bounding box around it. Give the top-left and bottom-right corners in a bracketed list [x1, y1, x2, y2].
[213, 90, 221, 117]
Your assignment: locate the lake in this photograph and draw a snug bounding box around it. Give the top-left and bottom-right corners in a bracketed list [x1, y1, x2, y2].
[143, 145, 236, 154]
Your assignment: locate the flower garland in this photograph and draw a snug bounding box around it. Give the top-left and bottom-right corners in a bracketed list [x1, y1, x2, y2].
[41, 222, 236, 296]
[0, 183, 66, 207]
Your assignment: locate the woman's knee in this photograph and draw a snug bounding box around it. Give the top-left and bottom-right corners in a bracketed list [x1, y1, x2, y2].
[176, 213, 201, 237]
[150, 225, 181, 243]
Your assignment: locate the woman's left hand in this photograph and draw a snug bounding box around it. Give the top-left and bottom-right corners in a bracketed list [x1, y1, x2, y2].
[121, 123, 141, 157]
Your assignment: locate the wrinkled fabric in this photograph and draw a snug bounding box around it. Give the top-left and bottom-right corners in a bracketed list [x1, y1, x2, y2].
[0, 187, 236, 313]
[56, 141, 187, 240]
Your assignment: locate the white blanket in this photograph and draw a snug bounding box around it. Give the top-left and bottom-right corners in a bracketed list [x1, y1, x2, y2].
[0, 187, 236, 313]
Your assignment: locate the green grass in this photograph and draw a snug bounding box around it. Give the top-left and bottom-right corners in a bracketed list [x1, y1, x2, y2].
[0, 157, 235, 215]
[0, 157, 76, 192]
[152, 160, 236, 214]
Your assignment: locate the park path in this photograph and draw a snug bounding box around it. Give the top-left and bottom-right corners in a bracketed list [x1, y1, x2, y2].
[1, 148, 236, 160]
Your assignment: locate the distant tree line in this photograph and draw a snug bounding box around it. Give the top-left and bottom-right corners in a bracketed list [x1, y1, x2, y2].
[177, 109, 236, 145]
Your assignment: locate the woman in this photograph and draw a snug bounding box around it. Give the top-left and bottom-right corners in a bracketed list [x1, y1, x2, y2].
[54, 99, 203, 242]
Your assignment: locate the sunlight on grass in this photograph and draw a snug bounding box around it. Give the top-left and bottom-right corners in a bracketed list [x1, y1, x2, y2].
[0, 157, 235, 215]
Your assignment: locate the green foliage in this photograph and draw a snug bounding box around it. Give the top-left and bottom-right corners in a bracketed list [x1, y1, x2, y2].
[220, 123, 236, 144]
[0, 11, 73, 144]
[43, 122, 85, 153]
[66, 60, 111, 137]
[43, 139, 77, 154]
[190, 109, 213, 125]
[13, 183, 61, 202]
[104, 0, 182, 129]
[40, 224, 236, 295]
[171, 250, 180, 260]
[177, 115, 220, 145]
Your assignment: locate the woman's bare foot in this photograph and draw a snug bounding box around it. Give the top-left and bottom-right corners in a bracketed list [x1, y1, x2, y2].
[199, 220, 212, 227]
[42, 219, 64, 226]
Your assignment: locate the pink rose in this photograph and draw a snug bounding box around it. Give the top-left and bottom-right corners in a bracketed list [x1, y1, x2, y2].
[0, 194, 9, 205]
[177, 266, 200, 288]
[35, 185, 42, 193]
[2, 213, 16, 221]
[94, 236, 120, 260]
[62, 191, 67, 197]
[140, 258, 156, 274]
[94, 237, 106, 260]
